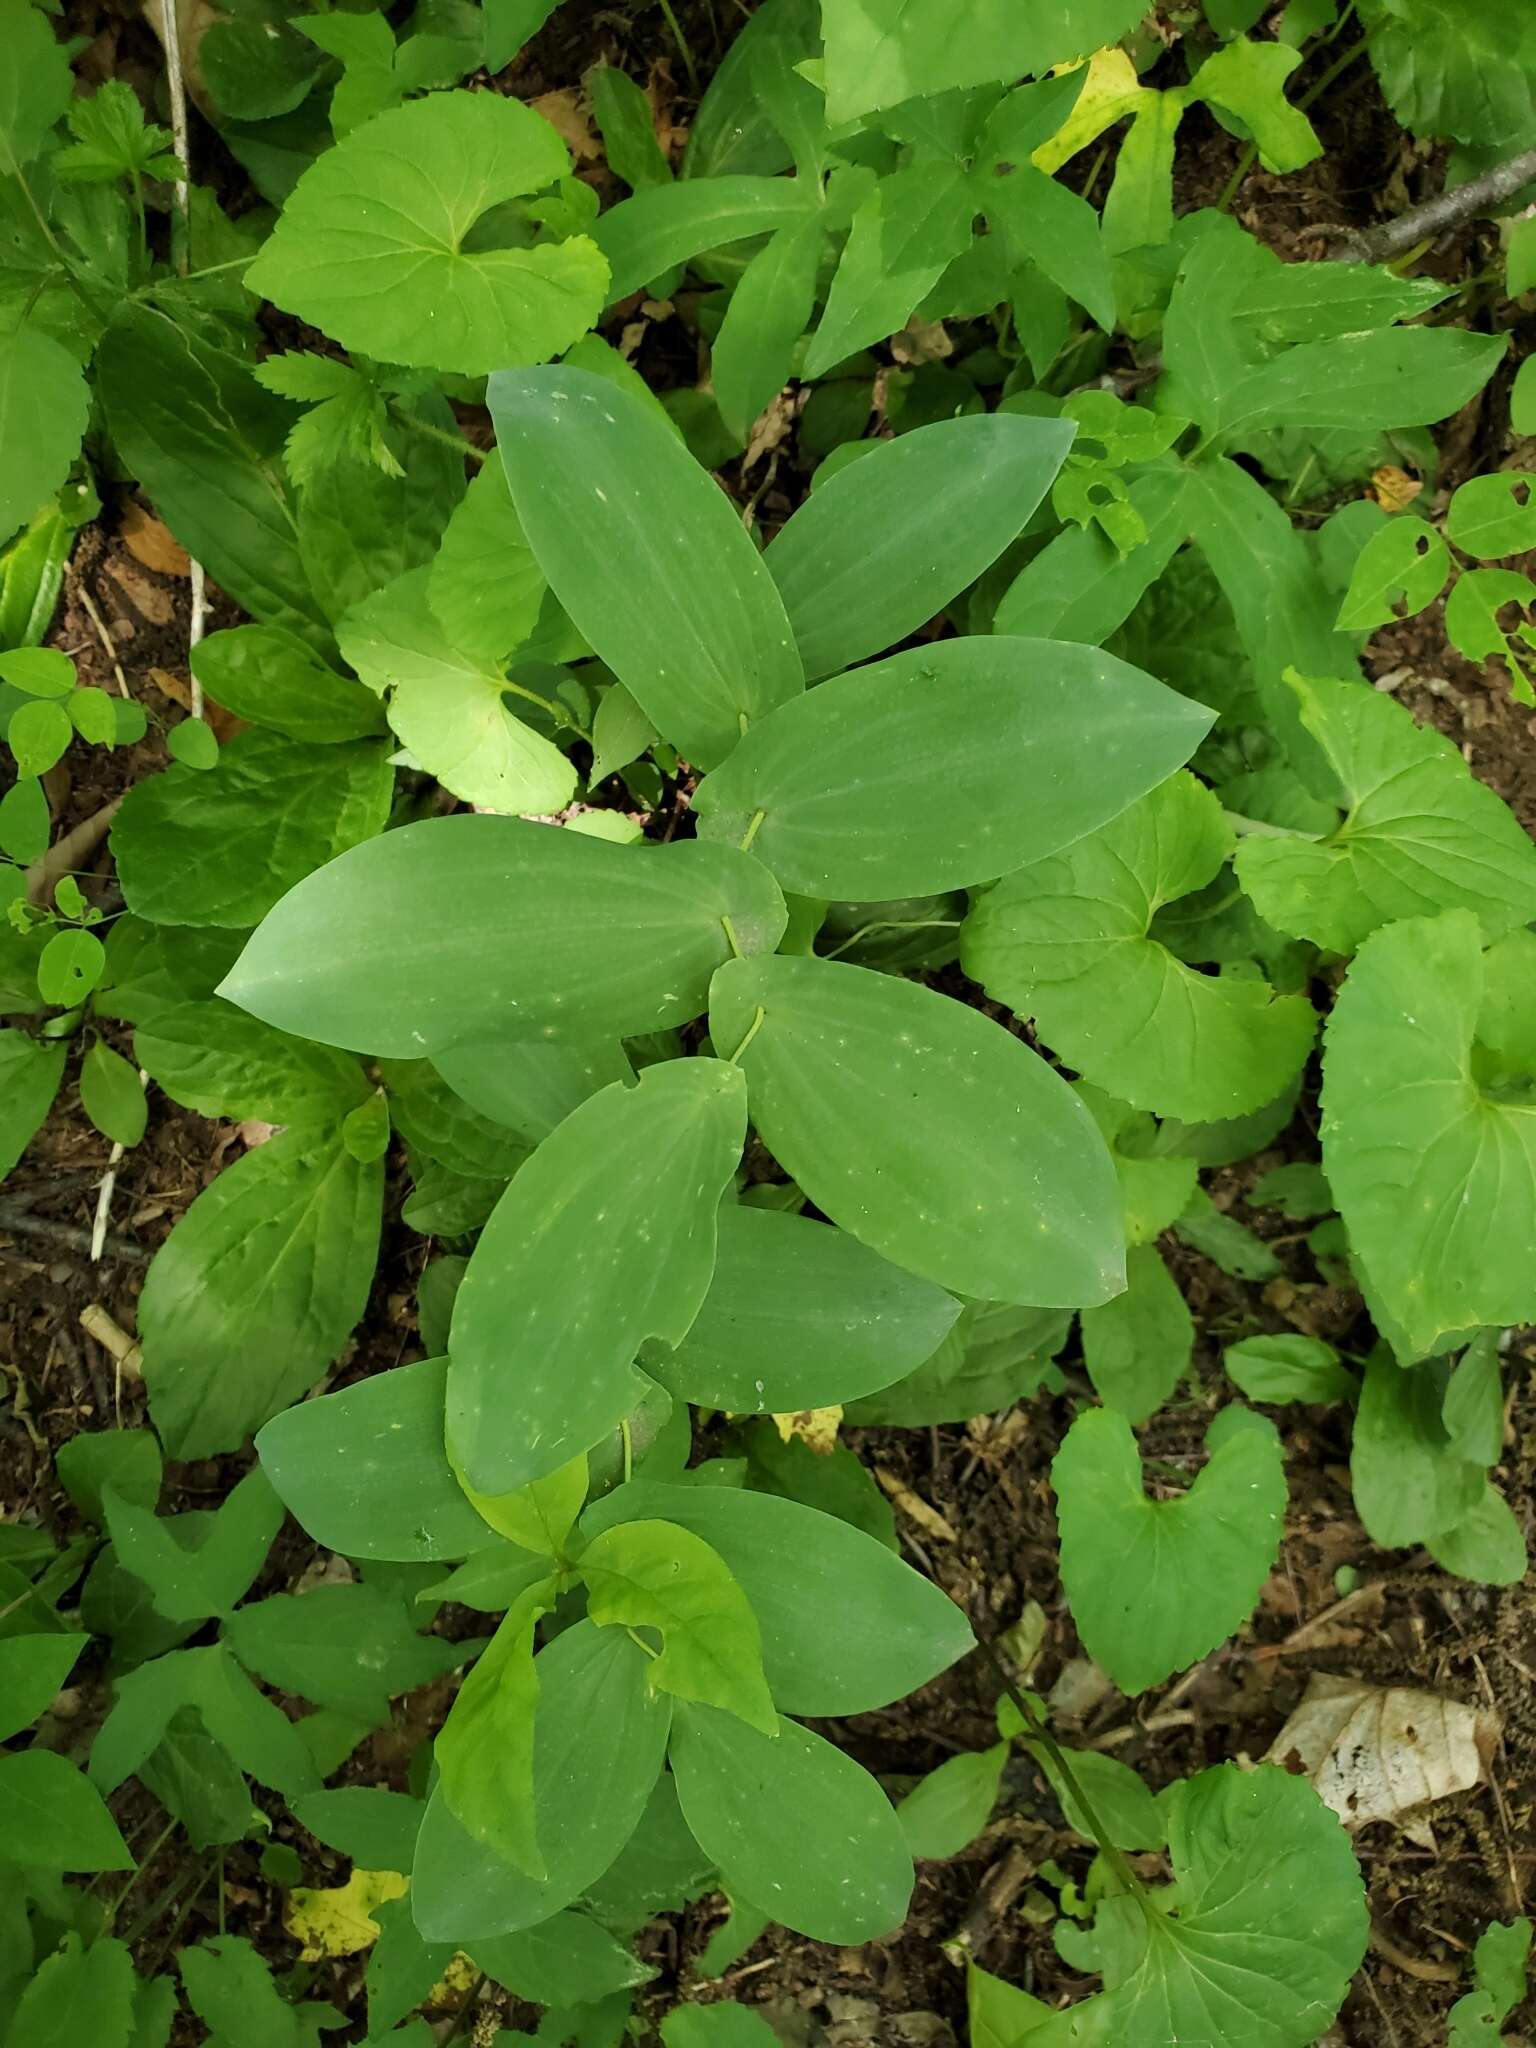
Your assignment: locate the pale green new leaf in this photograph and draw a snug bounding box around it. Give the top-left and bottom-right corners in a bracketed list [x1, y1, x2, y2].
[446, 1061, 746, 1493]
[710, 953, 1124, 1308]
[1428, 1482, 1528, 1587]
[433, 1574, 556, 1872]
[0, 327, 90, 551]
[257, 1357, 490, 1562]
[140, 1125, 384, 1456]
[1035, 1765, 1365, 2048]
[113, 731, 392, 928]
[1053, 1407, 1286, 1693]
[488, 365, 803, 767]
[1447, 471, 1536, 559]
[462, 1455, 587, 1557]
[1189, 38, 1321, 170]
[426, 461, 546, 665]
[898, 1745, 1007, 1861]
[1224, 1334, 1354, 1404]
[964, 773, 1316, 1121]
[1446, 1916, 1533, 2046]
[765, 412, 1074, 680]
[246, 94, 608, 373]
[642, 1202, 961, 1414]
[582, 1519, 776, 1733]
[1335, 515, 1449, 630]
[1322, 911, 1536, 1354]
[340, 568, 573, 813]
[1080, 1244, 1192, 1424]
[694, 638, 1212, 898]
[670, 1704, 912, 1944]
[803, 161, 975, 378]
[223, 817, 784, 1055]
[1236, 675, 1536, 951]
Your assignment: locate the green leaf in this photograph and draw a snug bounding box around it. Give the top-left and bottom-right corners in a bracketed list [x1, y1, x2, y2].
[662, 2006, 779, 2048]
[0, 648, 76, 698]
[135, 1000, 369, 1125]
[446, 1060, 745, 1493]
[1428, 1482, 1528, 1587]
[139, 1125, 384, 1457]
[670, 1703, 912, 1943]
[0, 1751, 134, 1870]
[342, 568, 575, 813]
[96, 309, 331, 652]
[1349, 1349, 1483, 1547]
[765, 411, 1073, 681]
[1235, 674, 1536, 951]
[583, 1519, 775, 1733]
[898, 1744, 1006, 1861]
[713, 219, 823, 443]
[820, 0, 1145, 125]
[292, 1786, 425, 1869]
[7, 696, 72, 777]
[166, 721, 219, 772]
[1444, 566, 1536, 697]
[79, 1042, 147, 1148]
[0, 327, 90, 552]
[381, 1058, 529, 1181]
[964, 773, 1315, 1121]
[711, 952, 1123, 1307]
[1025, 1739, 1166, 1852]
[642, 1202, 960, 1414]
[113, 731, 392, 929]
[1223, 1334, 1354, 1404]
[1446, 471, 1536, 558]
[0, 0, 72, 171]
[246, 93, 608, 374]
[1037, 1765, 1365, 2048]
[589, 61, 672, 190]
[1335, 515, 1450, 630]
[845, 1302, 1071, 1426]
[592, 175, 817, 301]
[412, 1623, 670, 1941]
[224, 816, 784, 1056]
[969, 1962, 1054, 2048]
[56, 78, 178, 181]
[488, 365, 803, 768]
[1323, 911, 1536, 1354]
[37, 929, 106, 1009]
[696, 637, 1210, 899]
[191, 627, 385, 744]
[804, 161, 975, 378]
[1442, 1333, 1503, 1466]
[581, 1479, 973, 1715]
[471, 1909, 654, 2005]
[983, 164, 1115, 332]
[1, 1934, 134, 2048]
[1447, 1916, 1533, 2046]
[180, 1934, 339, 2048]
[1080, 1244, 1192, 1424]
[1053, 1407, 1286, 1693]
[55, 1427, 162, 1525]
[589, 683, 656, 788]
[0, 1631, 83, 1742]
[224, 1583, 468, 1724]
[1189, 38, 1321, 170]
[427, 460, 546, 667]
[104, 1467, 283, 1622]
[257, 1357, 487, 1561]
[0, 1029, 65, 1178]
[1358, 0, 1536, 149]
[466, 1456, 587, 1557]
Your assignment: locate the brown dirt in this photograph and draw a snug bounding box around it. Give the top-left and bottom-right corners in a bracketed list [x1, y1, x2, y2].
[5, 9, 1536, 2046]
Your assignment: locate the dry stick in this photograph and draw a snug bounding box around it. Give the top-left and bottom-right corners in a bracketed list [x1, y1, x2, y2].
[0, 1197, 148, 1266]
[24, 795, 121, 907]
[1331, 144, 1536, 264]
[158, 0, 209, 721]
[72, 577, 129, 698]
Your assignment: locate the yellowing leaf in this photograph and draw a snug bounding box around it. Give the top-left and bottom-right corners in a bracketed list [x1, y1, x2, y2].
[1032, 49, 1150, 172]
[771, 1405, 842, 1453]
[284, 1869, 407, 1959]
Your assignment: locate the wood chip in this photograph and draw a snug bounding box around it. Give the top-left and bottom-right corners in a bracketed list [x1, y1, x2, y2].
[121, 504, 191, 577]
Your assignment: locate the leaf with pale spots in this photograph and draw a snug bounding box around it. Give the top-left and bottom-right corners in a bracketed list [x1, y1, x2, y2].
[445, 1060, 746, 1494]
[692, 637, 1212, 899]
[709, 952, 1124, 1309]
[1323, 910, 1536, 1355]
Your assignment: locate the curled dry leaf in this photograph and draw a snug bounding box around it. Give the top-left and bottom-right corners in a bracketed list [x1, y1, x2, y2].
[1265, 1673, 1499, 1843]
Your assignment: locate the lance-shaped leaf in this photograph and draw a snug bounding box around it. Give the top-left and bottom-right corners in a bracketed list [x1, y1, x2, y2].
[694, 638, 1212, 899]
[1039, 1765, 1365, 2048]
[221, 818, 785, 1055]
[713, 218, 823, 446]
[246, 93, 607, 374]
[594, 175, 819, 301]
[582, 1479, 973, 1716]
[413, 1623, 670, 1942]
[488, 366, 803, 767]
[256, 1359, 490, 1562]
[1053, 1407, 1286, 1695]
[764, 413, 1074, 680]
[339, 567, 574, 814]
[1322, 910, 1536, 1354]
[190, 626, 386, 744]
[642, 1203, 961, 1413]
[0, 1753, 134, 1873]
[139, 1125, 384, 1457]
[670, 1704, 912, 1944]
[710, 953, 1123, 1307]
[963, 773, 1315, 1121]
[437, 1573, 558, 1873]
[134, 1000, 370, 1126]
[1235, 673, 1536, 952]
[803, 161, 976, 378]
[446, 1061, 746, 1494]
[426, 460, 546, 665]
[582, 1519, 775, 1732]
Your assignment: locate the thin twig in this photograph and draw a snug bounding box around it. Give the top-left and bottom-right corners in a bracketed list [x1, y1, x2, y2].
[1330, 145, 1536, 264]
[71, 577, 129, 697]
[91, 1094, 146, 1266]
[0, 1199, 149, 1266]
[158, 0, 209, 721]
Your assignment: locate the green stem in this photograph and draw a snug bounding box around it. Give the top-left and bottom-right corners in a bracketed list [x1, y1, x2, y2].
[823, 917, 962, 961]
[387, 403, 487, 466]
[1221, 808, 1322, 841]
[98, 1815, 178, 1914]
[4, 157, 106, 323]
[973, 1634, 1153, 1913]
[655, 0, 699, 94]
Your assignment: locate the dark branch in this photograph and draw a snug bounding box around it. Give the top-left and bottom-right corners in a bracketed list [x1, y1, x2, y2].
[1329, 146, 1536, 263]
